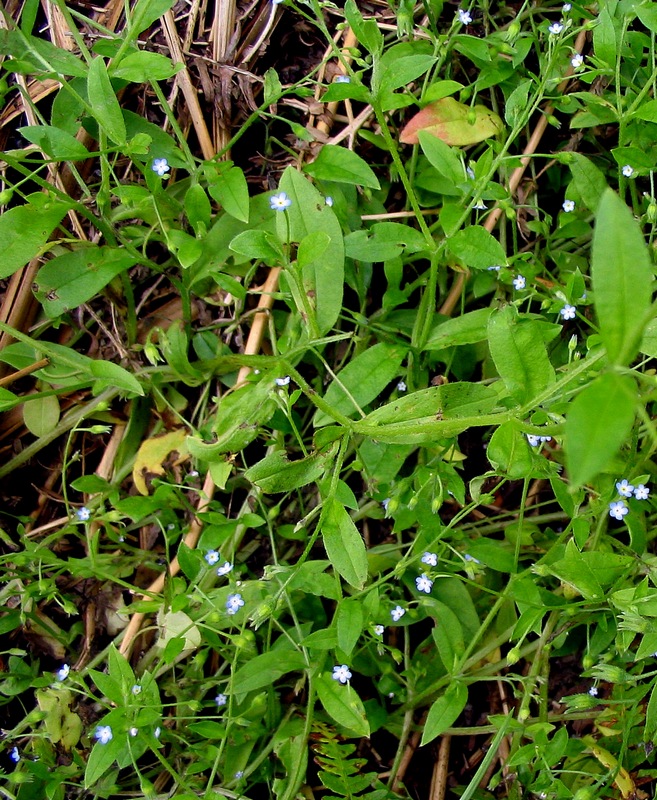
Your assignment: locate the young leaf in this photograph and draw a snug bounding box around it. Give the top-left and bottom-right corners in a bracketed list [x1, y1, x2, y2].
[87, 57, 126, 145]
[0, 197, 69, 280]
[315, 673, 370, 737]
[304, 145, 380, 189]
[34, 246, 138, 317]
[487, 305, 555, 406]
[591, 189, 653, 366]
[421, 682, 468, 745]
[314, 342, 407, 427]
[89, 360, 144, 397]
[321, 499, 368, 590]
[127, 0, 177, 36]
[565, 371, 636, 488]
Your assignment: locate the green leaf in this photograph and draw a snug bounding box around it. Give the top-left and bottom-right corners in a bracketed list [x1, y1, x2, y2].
[487, 306, 555, 405]
[34, 246, 138, 317]
[22, 394, 60, 437]
[565, 371, 636, 487]
[487, 420, 534, 479]
[548, 541, 632, 601]
[232, 650, 307, 697]
[298, 231, 331, 269]
[304, 145, 380, 189]
[0, 198, 69, 280]
[566, 153, 608, 211]
[593, 6, 617, 69]
[263, 68, 283, 104]
[431, 603, 464, 671]
[504, 79, 532, 126]
[277, 167, 345, 335]
[207, 165, 250, 223]
[467, 539, 517, 573]
[423, 80, 464, 103]
[322, 499, 368, 590]
[336, 599, 364, 657]
[425, 308, 492, 350]
[315, 672, 370, 737]
[229, 230, 283, 263]
[188, 721, 226, 739]
[421, 682, 468, 745]
[87, 57, 126, 145]
[127, 0, 176, 35]
[343, 0, 383, 56]
[18, 124, 90, 160]
[417, 130, 464, 183]
[89, 360, 144, 396]
[364, 382, 498, 426]
[244, 448, 334, 493]
[111, 51, 180, 82]
[591, 189, 653, 366]
[314, 343, 406, 427]
[84, 734, 122, 788]
[378, 50, 436, 94]
[446, 225, 506, 270]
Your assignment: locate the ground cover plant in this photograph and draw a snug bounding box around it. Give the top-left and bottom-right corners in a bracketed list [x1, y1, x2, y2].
[3, 0, 657, 797]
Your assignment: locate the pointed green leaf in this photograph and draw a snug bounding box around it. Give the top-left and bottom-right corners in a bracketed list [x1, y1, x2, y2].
[0, 198, 69, 280]
[421, 682, 468, 745]
[591, 189, 653, 366]
[18, 124, 90, 160]
[304, 144, 380, 189]
[315, 673, 370, 737]
[322, 499, 368, 590]
[87, 57, 126, 145]
[446, 225, 506, 270]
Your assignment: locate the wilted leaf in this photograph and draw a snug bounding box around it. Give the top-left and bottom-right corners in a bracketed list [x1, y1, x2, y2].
[133, 428, 189, 495]
[400, 97, 503, 146]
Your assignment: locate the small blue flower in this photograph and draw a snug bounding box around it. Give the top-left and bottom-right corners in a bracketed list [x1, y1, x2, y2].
[56, 664, 70, 681]
[416, 574, 433, 593]
[226, 593, 244, 615]
[397, 381, 407, 392]
[616, 479, 634, 498]
[560, 304, 576, 320]
[325, 196, 334, 206]
[588, 686, 598, 697]
[390, 605, 405, 622]
[563, 2, 572, 11]
[373, 624, 384, 636]
[622, 164, 634, 178]
[204, 550, 220, 565]
[9, 746, 19, 763]
[275, 376, 291, 386]
[334, 75, 351, 84]
[562, 199, 575, 213]
[421, 552, 438, 567]
[216, 561, 233, 577]
[154, 726, 161, 739]
[634, 484, 650, 500]
[513, 275, 526, 290]
[332, 664, 352, 684]
[76, 507, 91, 522]
[458, 9, 472, 24]
[94, 725, 113, 744]
[129, 727, 139, 737]
[464, 553, 481, 564]
[215, 693, 228, 706]
[548, 21, 564, 34]
[152, 158, 170, 177]
[131, 684, 142, 695]
[270, 192, 292, 211]
[571, 53, 584, 69]
[609, 500, 629, 520]
[526, 434, 540, 447]
[235, 771, 244, 779]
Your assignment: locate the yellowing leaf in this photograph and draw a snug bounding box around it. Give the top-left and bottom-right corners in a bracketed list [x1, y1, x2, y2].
[133, 428, 189, 495]
[400, 97, 503, 146]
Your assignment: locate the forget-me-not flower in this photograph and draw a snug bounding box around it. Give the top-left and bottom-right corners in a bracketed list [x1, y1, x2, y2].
[129, 727, 139, 736]
[270, 192, 292, 211]
[325, 196, 334, 206]
[235, 771, 244, 779]
[391, 605, 405, 622]
[416, 575, 433, 593]
[152, 158, 170, 177]
[548, 21, 564, 34]
[332, 664, 352, 684]
[622, 165, 634, 178]
[513, 275, 526, 290]
[215, 693, 227, 706]
[205, 550, 220, 566]
[226, 593, 244, 615]
[421, 552, 438, 567]
[634, 484, 650, 500]
[609, 500, 629, 520]
[131, 684, 142, 696]
[560, 304, 576, 320]
[334, 75, 351, 84]
[571, 53, 584, 69]
[588, 686, 598, 697]
[458, 9, 472, 24]
[563, 2, 572, 11]
[616, 479, 634, 497]
[464, 553, 481, 564]
[374, 624, 385, 635]
[275, 376, 291, 386]
[217, 561, 233, 577]
[562, 199, 575, 212]
[76, 507, 91, 522]
[397, 381, 407, 392]
[94, 725, 113, 744]
[56, 664, 70, 681]
[9, 747, 19, 763]
[526, 434, 540, 447]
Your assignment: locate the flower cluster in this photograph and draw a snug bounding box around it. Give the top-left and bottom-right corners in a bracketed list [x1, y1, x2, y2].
[526, 434, 552, 447]
[203, 549, 234, 577]
[609, 479, 650, 520]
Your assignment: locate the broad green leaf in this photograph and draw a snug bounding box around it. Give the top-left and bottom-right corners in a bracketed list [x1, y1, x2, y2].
[18, 124, 90, 160]
[343, 0, 383, 56]
[357, 440, 414, 484]
[207, 165, 249, 223]
[431, 603, 464, 671]
[184, 184, 212, 236]
[565, 371, 636, 487]
[89, 360, 144, 397]
[0, 198, 69, 280]
[298, 231, 331, 269]
[423, 80, 465, 103]
[336, 599, 364, 657]
[244, 448, 334, 493]
[85, 729, 122, 787]
[278, 166, 345, 334]
[467, 538, 517, 573]
[504, 79, 532, 126]
[188, 720, 226, 739]
[400, 97, 503, 146]
[232, 650, 307, 697]
[229, 230, 283, 263]
[314, 343, 406, 427]
[304, 145, 380, 189]
[591, 189, 653, 366]
[487, 305, 555, 405]
[34, 246, 138, 317]
[263, 67, 283, 104]
[0, 387, 19, 411]
[322, 499, 368, 590]
[111, 51, 180, 82]
[87, 57, 126, 145]
[421, 682, 468, 745]
[425, 308, 492, 350]
[636, 5, 657, 34]
[127, 0, 176, 35]
[378, 49, 436, 93]
[315, 672, 370, 737]
[593, 6, 617, 69]
[487, 421, 534, 479]
[22, 394, 60, 437]
[645, 682, 657, 743]
[2, 30, 88, 77]
[566, 153, 608, 211]
[446, 225, 506, 270]
[548, 541, 632, 601]
[418, 130, 463, 183]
